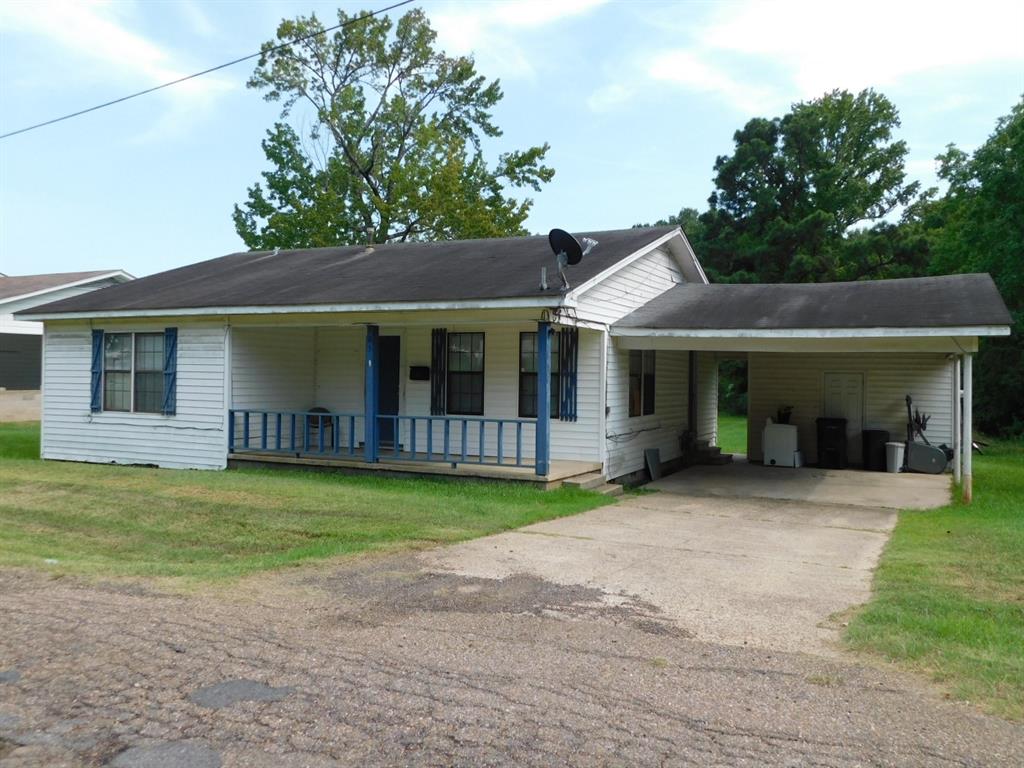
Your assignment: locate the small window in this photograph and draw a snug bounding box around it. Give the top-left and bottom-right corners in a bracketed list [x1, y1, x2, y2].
[446, 332, 484, 415]
[629, 350, 656, 417]
[101, 332, 166, 414]
[518, 332, 560, 418]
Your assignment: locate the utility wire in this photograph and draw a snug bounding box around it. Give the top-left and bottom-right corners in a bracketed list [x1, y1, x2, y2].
[0, 0, 416, 140]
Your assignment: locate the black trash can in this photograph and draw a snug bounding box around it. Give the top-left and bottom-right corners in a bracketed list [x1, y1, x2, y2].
[862, 429, 890, 471]
[816, 417, 848, 469]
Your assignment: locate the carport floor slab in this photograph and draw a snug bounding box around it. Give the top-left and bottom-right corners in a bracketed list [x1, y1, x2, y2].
[424, 494, 897, 656]
[649, 462, 950, 509]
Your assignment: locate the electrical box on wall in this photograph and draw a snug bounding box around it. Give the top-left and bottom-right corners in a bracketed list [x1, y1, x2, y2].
[409, 366, 430, 381]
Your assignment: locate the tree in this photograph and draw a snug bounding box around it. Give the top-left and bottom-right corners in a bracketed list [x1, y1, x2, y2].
[233, 8, 554, 249]
[699, 89, 921, 283]
[924, 98, 1024, 436]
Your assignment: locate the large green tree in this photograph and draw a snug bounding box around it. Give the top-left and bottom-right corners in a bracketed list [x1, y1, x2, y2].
[233, 8, 554, 249]
[698, 89, 923, 283]
[924, 98, 1024, 436]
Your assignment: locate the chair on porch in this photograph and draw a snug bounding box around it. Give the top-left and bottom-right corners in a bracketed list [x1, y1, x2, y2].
[306, 407, 334, 452]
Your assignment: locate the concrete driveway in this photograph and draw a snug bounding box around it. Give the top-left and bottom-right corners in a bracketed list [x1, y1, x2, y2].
[425, 490, 898, 654]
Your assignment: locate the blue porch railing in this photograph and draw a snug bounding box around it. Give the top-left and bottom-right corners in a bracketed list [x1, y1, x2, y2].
[228, 410, 363, 457]
[227, 409, 537, 471]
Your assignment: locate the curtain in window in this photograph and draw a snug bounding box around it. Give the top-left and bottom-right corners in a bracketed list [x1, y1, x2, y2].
[430, 328, 447, 415]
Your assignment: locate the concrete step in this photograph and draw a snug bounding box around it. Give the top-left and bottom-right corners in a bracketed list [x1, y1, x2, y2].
[562, 471, 607, 491]
[705, 453, 734, 465]
[595, 482, 623, 497]
[696, 445, 722, 456]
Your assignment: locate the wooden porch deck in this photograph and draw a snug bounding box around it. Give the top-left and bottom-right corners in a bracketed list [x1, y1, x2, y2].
[227, 450, 602, 489]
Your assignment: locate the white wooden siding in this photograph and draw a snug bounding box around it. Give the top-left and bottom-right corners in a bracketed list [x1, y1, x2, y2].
[574, 248, 684, 325]
[747, 352, 954, 464]
[605, 344, 689, 479]
[697, 352, 718, 444]
[41, 320, 227, 470]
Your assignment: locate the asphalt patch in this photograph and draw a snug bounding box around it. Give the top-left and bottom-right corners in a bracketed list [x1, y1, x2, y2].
[110, 739, 221, 768]
[189, 679, 295, 709]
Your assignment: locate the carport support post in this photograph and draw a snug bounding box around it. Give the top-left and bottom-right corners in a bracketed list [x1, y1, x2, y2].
[953, 356, 961, 486]
[535, 321, 551, 476]
[364, 324, 379, 464]
[962, 353, 973, 504]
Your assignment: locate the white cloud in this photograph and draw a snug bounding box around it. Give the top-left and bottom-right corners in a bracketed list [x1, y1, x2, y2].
[593, 0, 1024, 116]
[0, 0, 233, 140]
[431, 0, 607, 78]
[699, 0, 1024, 99]
[647, 50, 780, 114]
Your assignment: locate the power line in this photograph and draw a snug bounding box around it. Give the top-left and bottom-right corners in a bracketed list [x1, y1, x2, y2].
[0, 0, 416, 140]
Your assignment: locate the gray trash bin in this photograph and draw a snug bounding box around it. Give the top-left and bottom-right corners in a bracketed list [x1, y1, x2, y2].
[885, 441, 905, 473]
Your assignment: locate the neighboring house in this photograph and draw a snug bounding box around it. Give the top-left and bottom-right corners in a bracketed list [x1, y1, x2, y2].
[18, 227, 1010, 500]
[1, 271, 133, 421]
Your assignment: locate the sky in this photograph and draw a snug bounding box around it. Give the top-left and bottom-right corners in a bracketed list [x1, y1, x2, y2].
[1, 0, 1022, 278]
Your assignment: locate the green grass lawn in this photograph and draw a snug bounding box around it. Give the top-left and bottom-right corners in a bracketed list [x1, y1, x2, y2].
[846, 439, 1024, 720]
[0, 422, 610, 581]
[717, 412, 747, 455]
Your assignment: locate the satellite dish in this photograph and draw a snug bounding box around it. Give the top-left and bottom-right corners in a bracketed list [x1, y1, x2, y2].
[547, 229, 599, 292]
[549, 228, 583, 265]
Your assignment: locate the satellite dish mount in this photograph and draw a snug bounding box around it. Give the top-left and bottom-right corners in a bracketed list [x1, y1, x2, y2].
[547, 229, 598, 292]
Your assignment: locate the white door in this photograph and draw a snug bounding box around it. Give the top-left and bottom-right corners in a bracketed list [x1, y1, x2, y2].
[824, 372, 864, 464]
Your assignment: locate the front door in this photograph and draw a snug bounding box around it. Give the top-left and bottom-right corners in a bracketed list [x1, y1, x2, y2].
[824, 372, 864, 463]
[377, 336, 401, 447]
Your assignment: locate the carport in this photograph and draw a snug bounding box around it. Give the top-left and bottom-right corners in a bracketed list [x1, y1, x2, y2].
[612, 274, 1013, 503]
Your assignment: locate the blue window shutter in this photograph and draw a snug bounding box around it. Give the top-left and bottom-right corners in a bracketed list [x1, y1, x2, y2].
[90, 329, 104, 412]
[162, 327, 178, 415]
[430, 328, 447, 415]
[558, 328, 579, 422]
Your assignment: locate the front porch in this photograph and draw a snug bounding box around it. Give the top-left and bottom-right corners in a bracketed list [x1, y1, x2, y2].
[226, 312, 595, 484]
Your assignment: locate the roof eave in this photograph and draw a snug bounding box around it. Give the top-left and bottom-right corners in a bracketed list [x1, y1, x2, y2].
[611, 325, 1012, 338]
[19, 295, 574, 321]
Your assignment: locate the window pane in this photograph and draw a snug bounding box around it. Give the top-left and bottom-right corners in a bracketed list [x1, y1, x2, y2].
[643, 352, 656, 415]
[551, 333, 560, 374]
[135, 371, 163, 413]
[104, 371, 130, 411]
[135, 333, 164, 372]
[643, 350, 656, 375]
[104, 333, 131, 372]
[629, 349, 642, 377]
[520, 333, 536, 374]
[519, 372, 536, 418]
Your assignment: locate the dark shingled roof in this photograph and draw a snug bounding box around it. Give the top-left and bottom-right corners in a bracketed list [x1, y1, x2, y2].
[0, 271, 121, 302]
[27, 227, 677, 315]
[615, 274, 1012, 330]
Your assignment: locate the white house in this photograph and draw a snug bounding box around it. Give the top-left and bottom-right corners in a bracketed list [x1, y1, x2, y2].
[1, 270, 132, 420]
[19, 227, 1011, 500]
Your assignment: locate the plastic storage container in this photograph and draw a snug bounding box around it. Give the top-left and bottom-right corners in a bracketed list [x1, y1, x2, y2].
[885, 441, 905, 473]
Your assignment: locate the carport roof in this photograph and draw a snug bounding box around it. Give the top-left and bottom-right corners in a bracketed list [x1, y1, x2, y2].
[615, 273, 1012, 332]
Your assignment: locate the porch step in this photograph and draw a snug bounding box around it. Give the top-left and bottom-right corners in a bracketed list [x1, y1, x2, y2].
[705, 452, 734, 465]
[562, 471, 607, 491]
[595, 482, 624, 497]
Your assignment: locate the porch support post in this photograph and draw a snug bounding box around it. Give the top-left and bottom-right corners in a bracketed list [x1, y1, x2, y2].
[364, 324, 379, 464]
[962, 353, 973, 504]
[535, 321, 551, 476]
[952, 356, 961, 485]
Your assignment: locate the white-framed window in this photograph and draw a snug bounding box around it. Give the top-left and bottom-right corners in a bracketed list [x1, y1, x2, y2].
[102, 332, 166, 413]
